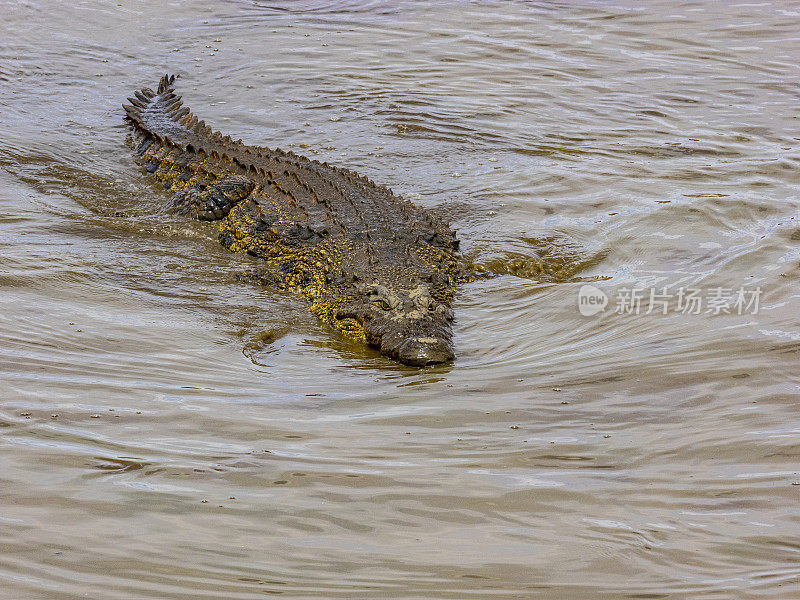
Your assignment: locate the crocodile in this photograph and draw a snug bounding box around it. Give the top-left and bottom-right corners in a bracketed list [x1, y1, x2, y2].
[123, 74, 468, 366]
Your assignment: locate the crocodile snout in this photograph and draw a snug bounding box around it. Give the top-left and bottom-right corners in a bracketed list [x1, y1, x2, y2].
[392, 336, 454, 367]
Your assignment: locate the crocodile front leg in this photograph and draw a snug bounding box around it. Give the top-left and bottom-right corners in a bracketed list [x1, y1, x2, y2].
[172, 175, 255, 221]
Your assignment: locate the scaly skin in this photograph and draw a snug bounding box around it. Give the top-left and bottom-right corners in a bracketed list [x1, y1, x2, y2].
[124, 74, 465, 366]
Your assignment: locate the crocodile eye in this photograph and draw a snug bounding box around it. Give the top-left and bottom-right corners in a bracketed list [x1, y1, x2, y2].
[373, 299, 392, 311]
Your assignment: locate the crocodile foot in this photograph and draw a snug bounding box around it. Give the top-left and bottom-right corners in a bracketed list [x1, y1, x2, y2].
[172, 175, 254, 221]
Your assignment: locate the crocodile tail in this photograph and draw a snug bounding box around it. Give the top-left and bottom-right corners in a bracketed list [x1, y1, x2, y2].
[122, 87, 155, 128]
[124, 73, 252, 167]
[123, 73, 203, 149]
[157, 73, 176, 94]
[122, 74, 174, 129]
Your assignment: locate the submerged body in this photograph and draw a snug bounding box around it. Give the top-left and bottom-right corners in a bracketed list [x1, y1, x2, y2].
[124, 75, 464, 366]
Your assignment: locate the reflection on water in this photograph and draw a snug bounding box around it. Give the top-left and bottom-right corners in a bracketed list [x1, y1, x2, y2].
[468, 234, 610, 281]
[2, 1, 799, 598]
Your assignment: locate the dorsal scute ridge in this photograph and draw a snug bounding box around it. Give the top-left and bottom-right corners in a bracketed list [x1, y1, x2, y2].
[125, 74, 426, 228]
[157, 73, 176, 94]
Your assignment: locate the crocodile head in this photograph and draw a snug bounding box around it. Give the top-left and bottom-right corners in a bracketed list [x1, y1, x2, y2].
[320, 270, 455, 367]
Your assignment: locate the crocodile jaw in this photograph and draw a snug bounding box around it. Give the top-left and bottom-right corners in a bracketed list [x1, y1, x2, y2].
[333, 305, 454, 367]
[363, 311, 454, 367]
[380, 332, 454, 367]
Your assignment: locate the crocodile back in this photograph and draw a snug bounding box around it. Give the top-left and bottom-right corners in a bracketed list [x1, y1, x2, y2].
[124, 74, 459, 260]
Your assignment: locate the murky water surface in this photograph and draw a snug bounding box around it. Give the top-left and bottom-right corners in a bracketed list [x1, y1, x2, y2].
[2, 1, 799, 598]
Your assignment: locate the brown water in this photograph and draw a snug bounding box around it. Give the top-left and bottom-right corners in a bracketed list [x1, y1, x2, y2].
[2, 1, 799, 598]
